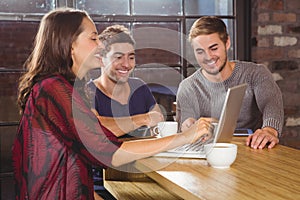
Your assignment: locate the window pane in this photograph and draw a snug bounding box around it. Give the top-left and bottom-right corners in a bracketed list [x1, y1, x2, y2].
[95, 22, 130, 35]
[185, 18, 234, 67]
[1, 125, 18, 173]
[133, 0, 182, 16]
[185, 0, 233, 16]
[0, 72, 22, 122]
[0, 0, 54, 13]
[132, 22, 181, 65]
[0, 21, 39, 69]
[76, 0, 129, 15]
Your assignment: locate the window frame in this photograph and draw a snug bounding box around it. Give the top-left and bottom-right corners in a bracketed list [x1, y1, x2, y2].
[0, 0, 251, 124]
[0, 0, 251, 76]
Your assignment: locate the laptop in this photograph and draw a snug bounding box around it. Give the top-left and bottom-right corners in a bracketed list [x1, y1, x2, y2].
[154, 83, 248, 158]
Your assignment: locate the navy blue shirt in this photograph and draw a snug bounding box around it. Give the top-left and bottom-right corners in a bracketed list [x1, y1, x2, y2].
[88, 77, 156, 117]
[87, 77, 157, 195]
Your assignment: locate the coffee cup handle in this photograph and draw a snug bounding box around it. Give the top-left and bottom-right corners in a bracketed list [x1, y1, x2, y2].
[152, 126, 160, 136]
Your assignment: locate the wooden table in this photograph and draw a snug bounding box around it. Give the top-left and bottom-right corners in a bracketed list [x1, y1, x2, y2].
[134, 138, 300, 200]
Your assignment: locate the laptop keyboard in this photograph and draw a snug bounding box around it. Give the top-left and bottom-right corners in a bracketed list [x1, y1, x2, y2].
[154, 139, 208, 158]
[168, 137, 213, 154]
[154, 130, 215, 158]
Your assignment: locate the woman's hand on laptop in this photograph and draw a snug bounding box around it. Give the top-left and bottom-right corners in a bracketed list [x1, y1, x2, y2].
[181, 117, 197, 131]
[246, 127, 279, 149]
[184, 117, 217, 144]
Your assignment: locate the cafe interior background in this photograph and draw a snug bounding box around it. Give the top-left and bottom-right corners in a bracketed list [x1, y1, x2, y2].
[0, 0, 299, 198]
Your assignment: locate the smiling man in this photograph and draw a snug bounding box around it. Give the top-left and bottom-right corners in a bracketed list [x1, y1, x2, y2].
[87, 24, 163, 199]
[176, 16, 284, 150]
[88, 25, 162, 134]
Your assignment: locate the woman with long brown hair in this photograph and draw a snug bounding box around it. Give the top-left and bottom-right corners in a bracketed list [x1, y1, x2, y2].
[13, 7, 214, 199]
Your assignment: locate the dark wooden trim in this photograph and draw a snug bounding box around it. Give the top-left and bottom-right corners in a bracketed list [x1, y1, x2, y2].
[236, 0, 252, 61]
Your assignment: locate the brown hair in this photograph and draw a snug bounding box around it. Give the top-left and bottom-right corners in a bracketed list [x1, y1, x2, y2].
[188, 16, 229, 44]
[99, 24, 135, 57]
[18, 8, 89, 114]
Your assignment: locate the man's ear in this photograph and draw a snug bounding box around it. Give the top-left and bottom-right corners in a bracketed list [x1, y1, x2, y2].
[226, 37, 231, 51]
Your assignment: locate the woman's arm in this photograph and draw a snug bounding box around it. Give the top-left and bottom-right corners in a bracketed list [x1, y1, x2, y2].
[38, 77, 122, 168]
[111, 117, 215, 167]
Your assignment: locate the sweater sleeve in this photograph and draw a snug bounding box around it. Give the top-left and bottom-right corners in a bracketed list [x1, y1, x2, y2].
[34, 76, 122, 168]
[252, 65, 284, 136]
[176, 79, 199, 130]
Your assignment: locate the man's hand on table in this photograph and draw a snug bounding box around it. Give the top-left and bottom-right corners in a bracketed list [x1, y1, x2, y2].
[246, 127, 279, 149]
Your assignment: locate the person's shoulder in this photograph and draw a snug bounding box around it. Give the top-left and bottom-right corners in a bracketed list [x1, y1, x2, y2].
[32, 75, 72, 97]
[235, 60, 271, 74]
[39, 74, 70, 87]
[234, 61, 274, 84]
[129, 77, 146, 83]
[179, 69, 201, 86]
[128, 77, 148, 87]
[236, 61, 267, 70]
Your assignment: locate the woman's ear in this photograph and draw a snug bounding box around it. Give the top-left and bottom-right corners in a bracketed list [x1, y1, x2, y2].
[71, 42, 76, 56]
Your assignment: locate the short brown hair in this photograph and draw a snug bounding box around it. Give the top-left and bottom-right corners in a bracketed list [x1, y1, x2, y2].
[188, 16, 229, 44]
[99, 25, 135, 57]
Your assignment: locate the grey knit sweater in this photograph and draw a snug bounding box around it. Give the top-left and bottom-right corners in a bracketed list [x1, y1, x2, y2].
[176, 61, 284, 135]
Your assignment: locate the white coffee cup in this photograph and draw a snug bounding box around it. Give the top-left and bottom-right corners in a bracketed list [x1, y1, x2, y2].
[152, 121, 178, 137]
[204, 143, 237, 168]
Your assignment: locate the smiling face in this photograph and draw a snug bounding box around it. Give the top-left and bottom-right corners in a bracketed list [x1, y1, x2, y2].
[71, 17, 102, 79]
[191, 32, 231, 76]
[101, 42, 135, 84]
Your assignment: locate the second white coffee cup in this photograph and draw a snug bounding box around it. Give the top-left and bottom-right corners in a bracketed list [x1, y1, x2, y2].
[152, 121, 178, 137]
[204, 143, 237, 168]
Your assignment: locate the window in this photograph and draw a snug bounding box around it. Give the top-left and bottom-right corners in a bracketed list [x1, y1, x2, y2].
[0, 0, 55, 14]
[75, 0, 249, 77]
[132, 0, 182, 16]
[185, 0, 233, 16]
[76, 0, 130, 15]
[0, 0, 251, 119]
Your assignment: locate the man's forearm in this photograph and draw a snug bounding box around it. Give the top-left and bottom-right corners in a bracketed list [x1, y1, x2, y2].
[97, 114, 148, 137]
